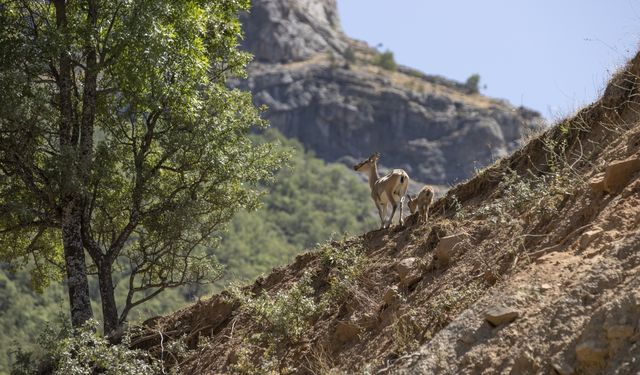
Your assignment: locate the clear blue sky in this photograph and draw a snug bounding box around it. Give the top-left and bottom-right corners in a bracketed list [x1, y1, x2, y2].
[337, 1, 640, 120]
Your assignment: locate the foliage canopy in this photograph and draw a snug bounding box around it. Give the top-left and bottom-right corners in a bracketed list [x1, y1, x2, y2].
[0, 0, 284, 333]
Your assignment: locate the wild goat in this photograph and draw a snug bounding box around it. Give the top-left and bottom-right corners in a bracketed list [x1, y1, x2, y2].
[353, 152, 410, 229]
[407, 185, 434, 224]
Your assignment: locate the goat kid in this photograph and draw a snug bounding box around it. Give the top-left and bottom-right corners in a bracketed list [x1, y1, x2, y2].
[407, 185, 434, 224]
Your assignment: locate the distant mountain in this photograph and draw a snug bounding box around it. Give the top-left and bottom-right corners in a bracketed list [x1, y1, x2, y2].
[235, 0, 544, 185]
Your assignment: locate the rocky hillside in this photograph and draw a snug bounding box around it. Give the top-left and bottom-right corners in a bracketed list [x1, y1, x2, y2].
[234, 0, 544, 185]
[135, 51, 640, 374]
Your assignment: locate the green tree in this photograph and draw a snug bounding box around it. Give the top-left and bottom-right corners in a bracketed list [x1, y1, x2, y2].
[0, 0, 283, 335]
[466, 73, 481, 94]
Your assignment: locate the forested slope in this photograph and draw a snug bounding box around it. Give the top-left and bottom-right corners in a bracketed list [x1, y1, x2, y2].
[0, 133, 376, 373]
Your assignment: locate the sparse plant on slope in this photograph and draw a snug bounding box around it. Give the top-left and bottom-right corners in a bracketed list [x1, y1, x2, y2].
[392, 314, 424, 355]
[373, 50, 397, 71]
[319, 240, 367, 305]
[231, 275, 319, 344]
[226, 238, 368, 374]
[228, 276, 319, 375]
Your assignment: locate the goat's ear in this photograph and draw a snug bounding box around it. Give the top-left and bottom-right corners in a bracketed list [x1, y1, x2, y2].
[371, 152, 380, 160]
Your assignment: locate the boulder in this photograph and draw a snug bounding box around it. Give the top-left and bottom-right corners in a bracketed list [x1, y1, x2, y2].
[383, 286, 402, 306]
[603, 157, 640, 193]
[575, 340, 608, 365]
[394, 257, 422, 287]
[434, 233, 468, 266]
[588, 173, 606, 194]
[551, 361, 575, 375]
[484, 305, 519, 326]
[579, 227, 603, 249]
[394, 257, 417, 280]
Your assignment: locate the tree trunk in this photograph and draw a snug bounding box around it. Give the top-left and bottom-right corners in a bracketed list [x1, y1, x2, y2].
[61, 199, 93, 328]
[54, 0, 93, 328]
[98, 260, 119, 335]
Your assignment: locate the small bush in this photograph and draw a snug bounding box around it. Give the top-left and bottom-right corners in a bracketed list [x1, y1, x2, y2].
[11, 320, 161, 375]
[465, 74, 481, 94]
[373, 50, 397, 71]
[343, 47, 356, 65]
[232, 276, 319, 344]
[319, 242, 366, 304]
[230, 343, 291, 375]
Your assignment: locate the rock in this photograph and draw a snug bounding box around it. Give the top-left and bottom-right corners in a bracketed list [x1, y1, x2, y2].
[540, 283, 552, 290]
[484, 305, 520, 326]
[575, 340, 608, 365]
[240, 0, 348, 63]
[394, 257, 422, 287]
[358, 313, 378, 329]
[334, 320, 361, 343]
[383, 286, 402, 306]
[394, 258, 417, 280]
[606, 324, 635, 340]
[589, 173, 606, 194]
[603, 157, 640, 193]
[579, 227, 603, 249]
[460, 332, 475, 345]
[434, 233, 468, 266]
[510, 351, 540, 374]
[551, 361, 575, 375]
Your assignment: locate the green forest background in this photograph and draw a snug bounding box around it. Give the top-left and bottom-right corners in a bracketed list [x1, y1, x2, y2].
[0, 132, 377, 373]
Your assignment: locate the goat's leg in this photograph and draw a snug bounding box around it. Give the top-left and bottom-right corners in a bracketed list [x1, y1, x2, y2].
[399, 195, 405, 226]
[387, 198, 398, 229]
[382, 203, 390, 228]
[375, 201, 385, 229]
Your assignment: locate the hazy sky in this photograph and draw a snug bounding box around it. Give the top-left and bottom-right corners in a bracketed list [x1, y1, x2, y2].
[337, 1, 640, 121]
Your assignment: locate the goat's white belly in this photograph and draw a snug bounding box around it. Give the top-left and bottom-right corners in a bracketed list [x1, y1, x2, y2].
[374, 192, 403, 206]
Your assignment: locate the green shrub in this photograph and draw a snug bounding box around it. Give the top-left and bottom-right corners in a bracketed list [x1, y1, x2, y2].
[10, 320, 160, 375]
[231, 276, 319, 343]
[465, 74, 481, 94]
[319, 241, 366, 304]
[343, 47, 356, 65]
[373, 50, 397, 71]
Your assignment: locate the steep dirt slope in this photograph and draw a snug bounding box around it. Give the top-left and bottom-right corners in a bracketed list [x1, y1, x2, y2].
[135, 52, 640, 375]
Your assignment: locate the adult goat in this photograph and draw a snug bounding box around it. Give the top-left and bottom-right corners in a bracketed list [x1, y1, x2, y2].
[353, 152, 410, 229]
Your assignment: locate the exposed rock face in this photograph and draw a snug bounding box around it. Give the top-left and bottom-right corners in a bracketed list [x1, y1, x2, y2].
[238, 0, 544, 185]
[240, 0, 347, 63]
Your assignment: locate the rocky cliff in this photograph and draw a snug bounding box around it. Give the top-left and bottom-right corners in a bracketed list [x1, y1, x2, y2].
[236, 0, 544, 185]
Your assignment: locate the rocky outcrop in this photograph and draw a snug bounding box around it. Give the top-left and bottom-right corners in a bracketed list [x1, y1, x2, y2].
[237, 0, 544, 185]
[240, 0, 347, 63]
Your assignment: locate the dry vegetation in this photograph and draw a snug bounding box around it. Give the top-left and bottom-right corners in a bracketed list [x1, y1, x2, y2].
[133, 52, 640, 374]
